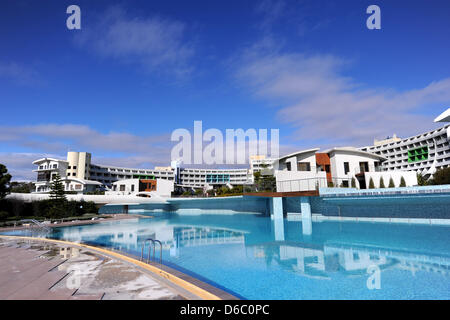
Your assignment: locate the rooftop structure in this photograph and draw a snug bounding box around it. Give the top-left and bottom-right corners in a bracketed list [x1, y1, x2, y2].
[434, 107, 450, 123]
[373, 134, 402, 146]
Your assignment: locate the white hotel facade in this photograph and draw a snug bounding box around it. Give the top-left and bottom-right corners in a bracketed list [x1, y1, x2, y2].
[360, 112, 450, 178]
[32, 109, 450, 194]
[33, 151, 250, 193]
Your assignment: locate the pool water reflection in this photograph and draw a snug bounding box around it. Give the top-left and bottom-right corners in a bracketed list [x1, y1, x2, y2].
[6, 213, 450, 299]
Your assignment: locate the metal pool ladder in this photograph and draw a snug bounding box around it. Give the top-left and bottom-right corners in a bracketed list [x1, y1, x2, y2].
[140, 238, 162, 264]
[20, 219, 51, 233]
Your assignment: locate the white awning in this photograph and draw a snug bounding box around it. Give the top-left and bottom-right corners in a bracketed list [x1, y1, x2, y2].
[434, 108, 450, 123]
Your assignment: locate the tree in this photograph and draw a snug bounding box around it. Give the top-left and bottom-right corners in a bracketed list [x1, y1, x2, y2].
[417, 173, 428, 186]
[430, 167, 450, 185]
[49, 174, 66, 202]
[253, 171, 262, 184]
[399, 176, 406, 187]
[0, 164, 12, 199]
[10, 182, 34, 193]
[351, 177, 356, 188]
[368, 177, 375, 189]
[379, 177, 385, 188]
[388, 177, 395, 188]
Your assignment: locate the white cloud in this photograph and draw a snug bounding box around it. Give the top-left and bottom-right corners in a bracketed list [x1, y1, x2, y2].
[235, 43, 450, 147]
[0, 62, 42, 86]
[75, 6, 195, 79]
[0, 153, 55, 181]
[0, 124, 174, 181]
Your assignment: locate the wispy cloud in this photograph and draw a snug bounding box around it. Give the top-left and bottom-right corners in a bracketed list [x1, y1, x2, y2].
[255, 0, 287, 31]
[0, 62, 42, 87]
[234, 41, 450, 147]
[74, 5, 195, 79]
[0, 124, 173, 180]
[0, 152, 55, 181]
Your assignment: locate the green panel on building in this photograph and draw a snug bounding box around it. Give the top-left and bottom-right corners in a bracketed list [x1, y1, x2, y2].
[407, 146, 428, 163]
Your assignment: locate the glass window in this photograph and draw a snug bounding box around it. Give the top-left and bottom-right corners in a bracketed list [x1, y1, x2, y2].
[344, 162, 350, 174]
[297, 162, 311, 171]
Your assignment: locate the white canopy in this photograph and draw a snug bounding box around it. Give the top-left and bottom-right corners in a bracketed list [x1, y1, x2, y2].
[434, 108, 450, 123]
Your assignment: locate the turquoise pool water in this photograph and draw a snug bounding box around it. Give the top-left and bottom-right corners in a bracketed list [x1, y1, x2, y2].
[4, 213, 450, 299]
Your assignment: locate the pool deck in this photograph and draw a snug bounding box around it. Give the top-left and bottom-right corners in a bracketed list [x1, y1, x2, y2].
[0, 214, 146, 233]
[0, 236, 238, 300]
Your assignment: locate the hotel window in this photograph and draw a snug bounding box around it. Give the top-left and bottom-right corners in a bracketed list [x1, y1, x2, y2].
[297, 162, 311, 171]
[344, 162, 350, 174]
[286, 162, 291, 171]
[73, 166, 77, 169]
[68, 166, 71, 169]
[120, 185, 125, 192]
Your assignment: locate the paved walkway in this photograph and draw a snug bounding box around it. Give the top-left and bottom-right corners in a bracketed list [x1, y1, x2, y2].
[0, 237, 184, 300]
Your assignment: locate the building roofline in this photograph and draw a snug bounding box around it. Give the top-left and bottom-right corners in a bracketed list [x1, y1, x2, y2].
[32, 158, 68, 165]
[359, 124, 450, 149]
[277, 148, 320, 162]
[324, 147, 387, 161]
[434, 108, 450, 123]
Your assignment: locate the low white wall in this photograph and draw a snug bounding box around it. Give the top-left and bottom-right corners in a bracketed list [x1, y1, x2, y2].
[364, 171, 417, 188]
[156, 178, 174, 197]
[6, 193, 167, 204]
[275, 171, 327, 192]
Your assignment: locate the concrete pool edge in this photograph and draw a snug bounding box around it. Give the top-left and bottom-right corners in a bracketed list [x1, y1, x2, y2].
[0, 235, 238, 301]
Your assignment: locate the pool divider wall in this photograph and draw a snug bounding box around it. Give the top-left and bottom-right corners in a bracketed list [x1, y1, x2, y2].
[98, 187, 450, 221]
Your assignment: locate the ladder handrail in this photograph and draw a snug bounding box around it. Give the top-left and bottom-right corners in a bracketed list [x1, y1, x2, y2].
[141, 239, 154, 263]
[140, 238, 162, 264]
[20, 219, 51, 232]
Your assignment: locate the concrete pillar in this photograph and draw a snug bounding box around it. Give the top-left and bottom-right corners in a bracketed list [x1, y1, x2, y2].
[300, 197, 312, 236]
[273, 215, 285, 241]
[271, 197, 283, 220]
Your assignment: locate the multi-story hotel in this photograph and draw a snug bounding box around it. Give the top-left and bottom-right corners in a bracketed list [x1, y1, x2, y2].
[33, 151, 251, 193]
[32, 109, 450, 194]
[360, 113, 450, 178]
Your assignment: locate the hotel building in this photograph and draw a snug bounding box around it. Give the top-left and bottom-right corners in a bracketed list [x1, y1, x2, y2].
[31, 109, 450, 194]
[359, 125, 450, 178]
[33, 152, 250, 193]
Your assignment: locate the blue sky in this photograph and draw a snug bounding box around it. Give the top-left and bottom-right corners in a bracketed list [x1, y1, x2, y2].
[1, 0, 450, 180]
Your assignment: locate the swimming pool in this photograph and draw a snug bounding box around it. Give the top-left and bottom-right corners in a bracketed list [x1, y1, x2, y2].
[4, 213, 450, 299]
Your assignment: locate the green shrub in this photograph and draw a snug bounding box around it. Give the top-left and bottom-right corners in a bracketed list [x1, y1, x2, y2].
[417, 173, 428, 186]
[430, 167, 450, 185]
[388, 177, 395, 188]
[0, 199, 98, 220]
[0, 211, 8, 221]
[351, 178, 356, 188]
[368, 178, 375, 189]
[399, 176, 406, 187]
[379, 177, 385, 188]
